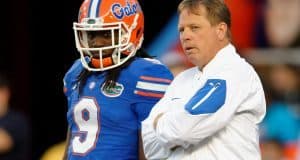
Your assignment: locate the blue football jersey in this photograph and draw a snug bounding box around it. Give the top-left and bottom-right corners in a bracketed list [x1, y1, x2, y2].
[63, 58, 173, 160]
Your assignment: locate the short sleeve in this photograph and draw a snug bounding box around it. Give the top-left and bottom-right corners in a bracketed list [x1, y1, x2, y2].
[130, 58, 174, 128]
[131, 58, 173, 101]
[63, 59, 85, 96]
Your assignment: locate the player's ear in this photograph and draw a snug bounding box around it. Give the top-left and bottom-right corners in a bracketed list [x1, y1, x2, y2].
[216, 22, 227, 41]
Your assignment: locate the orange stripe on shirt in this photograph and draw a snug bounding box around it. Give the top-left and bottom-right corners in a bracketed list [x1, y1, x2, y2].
[135, 90, 164, 98]
[140, 76, 172, 83]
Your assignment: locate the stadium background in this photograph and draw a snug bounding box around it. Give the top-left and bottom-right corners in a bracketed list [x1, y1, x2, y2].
[1, 0, 299, 159]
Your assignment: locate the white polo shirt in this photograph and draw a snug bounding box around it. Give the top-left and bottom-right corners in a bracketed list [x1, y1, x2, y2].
[142, 44, 266, 160]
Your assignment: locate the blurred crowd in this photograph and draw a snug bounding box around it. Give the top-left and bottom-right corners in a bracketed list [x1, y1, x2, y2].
[258, 64, 300, 160]
[0, 73, 30, 160]
[227, 0, 300, 159]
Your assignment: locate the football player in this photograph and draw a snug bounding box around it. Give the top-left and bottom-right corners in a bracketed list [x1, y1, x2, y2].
[63, 0, 173, 159]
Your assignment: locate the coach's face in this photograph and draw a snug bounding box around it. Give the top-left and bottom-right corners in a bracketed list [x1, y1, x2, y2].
[178, 5, 223, 69]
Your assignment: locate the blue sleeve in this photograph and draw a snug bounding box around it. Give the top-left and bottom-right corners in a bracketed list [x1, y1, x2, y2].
[63, 59, 85, 96]
[131, 59, 174, 128]
[133, 102, 158, 129]
[131, 59, 174, 101]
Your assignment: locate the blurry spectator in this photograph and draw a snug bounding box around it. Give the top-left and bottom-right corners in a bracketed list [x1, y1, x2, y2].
[224, 0, 261, 51]
[40, 141, 66, 160]
[264, 0, 300, 48]
[260, 99, 300, 160]
[260, 102, 299, 144]
[261, 139, 285, 160]
[160, 51, 189, 76]
[268, 64, 300, 115]
[260, 64, 300, 160]
[0, 73, 30, 160]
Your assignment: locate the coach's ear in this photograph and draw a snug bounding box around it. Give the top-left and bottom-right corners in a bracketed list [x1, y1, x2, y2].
[216, 22, 227, 41]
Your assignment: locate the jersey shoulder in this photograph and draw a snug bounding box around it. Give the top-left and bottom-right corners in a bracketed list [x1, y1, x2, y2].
[127, 58, 174, 82]
[121, 58, 174, 100]
[129, 58, 173, 78]
[63, 59, 85, 96]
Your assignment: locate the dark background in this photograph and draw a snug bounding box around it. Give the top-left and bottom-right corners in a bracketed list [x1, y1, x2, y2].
[1, 0, 181, 159]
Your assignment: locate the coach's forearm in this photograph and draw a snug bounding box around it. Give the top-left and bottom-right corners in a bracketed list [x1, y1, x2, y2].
[142, 118, 171, 159]
[153, 113, 164, 130]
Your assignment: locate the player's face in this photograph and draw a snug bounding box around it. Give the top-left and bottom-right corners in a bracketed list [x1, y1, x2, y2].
[178, 6, 220, 68]
[86, 30, 119, 58]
